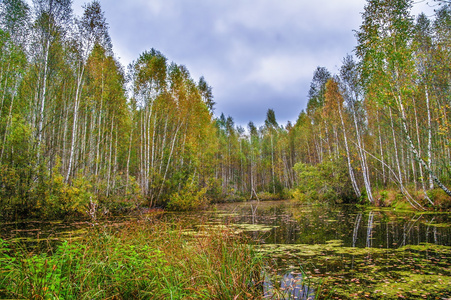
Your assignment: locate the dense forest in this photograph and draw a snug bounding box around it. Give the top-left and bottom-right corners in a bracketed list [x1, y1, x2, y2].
[0, 0, 450, 218]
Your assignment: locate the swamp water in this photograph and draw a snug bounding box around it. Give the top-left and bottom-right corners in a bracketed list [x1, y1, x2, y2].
[1, 200, 450, 299]
[210, 200, 451, 299]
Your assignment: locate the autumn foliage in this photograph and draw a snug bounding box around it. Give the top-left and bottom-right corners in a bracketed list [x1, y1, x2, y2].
[0, 0, 450, 218]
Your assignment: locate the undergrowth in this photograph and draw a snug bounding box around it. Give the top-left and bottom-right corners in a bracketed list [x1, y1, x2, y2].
[0, 219, 264, 299]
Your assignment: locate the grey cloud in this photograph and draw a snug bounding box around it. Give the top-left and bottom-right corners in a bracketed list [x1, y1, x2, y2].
[66, 0, 367, 126]
[217, 82, 304, 127]
[68, 0, 435, 126]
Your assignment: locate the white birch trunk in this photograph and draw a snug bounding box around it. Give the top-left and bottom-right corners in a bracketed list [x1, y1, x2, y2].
[396, 95, 451, 198]
[139, 111, 145, 194]
[125, 114, 134, 192]
[270, 133, 275, 195]
[0, 63, 10, 117]
[425, 87, 433, 189]
[413, 97, 425, 190]
[66, 65, 85, 182]
[338, 101, 360, 197]
[106, 117, 114, 196]
[354, 139, 426, 210]
[157, 120, 182, 201]
[37, 38, 51, 158]
[377, 112, 386, 185]
[352, 99, 374, 203]
[389, 108, 403, 186]
[95, 97, 103, 178]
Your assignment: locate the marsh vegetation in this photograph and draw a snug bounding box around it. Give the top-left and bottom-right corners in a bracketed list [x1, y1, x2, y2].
[1, 200, 449, 299]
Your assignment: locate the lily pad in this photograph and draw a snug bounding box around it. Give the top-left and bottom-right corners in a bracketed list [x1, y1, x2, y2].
[232, 223, 278, 232]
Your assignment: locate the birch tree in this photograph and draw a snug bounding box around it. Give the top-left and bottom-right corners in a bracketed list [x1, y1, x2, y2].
[324, 78, 361, 198]
[0, 0, 29, 163]
[65, 0, 111, 182]
[31, 0, 72, 158]
[356, 0, 451, 201]
[339, 56, 374, 203]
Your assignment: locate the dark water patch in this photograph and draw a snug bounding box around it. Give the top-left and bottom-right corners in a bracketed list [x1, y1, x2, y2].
[0, 216, 155, 252]
[263, 271, 316, 300]
[213, 200, 451, 299]
[213, 201, 450, 248]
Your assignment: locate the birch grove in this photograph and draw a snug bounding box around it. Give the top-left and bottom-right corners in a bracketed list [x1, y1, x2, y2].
[0, 0, 450, 218]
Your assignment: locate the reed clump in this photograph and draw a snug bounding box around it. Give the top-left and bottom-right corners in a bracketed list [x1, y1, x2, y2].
[0, 218, 264, 299]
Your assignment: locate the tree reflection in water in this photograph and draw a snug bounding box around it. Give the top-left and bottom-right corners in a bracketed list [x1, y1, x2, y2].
[263, 272, 315, 300]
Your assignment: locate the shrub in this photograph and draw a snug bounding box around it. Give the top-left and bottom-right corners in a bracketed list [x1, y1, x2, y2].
[428, 188, 451, 210]
[256, 191, 279, 201]
[167, 175, 209, 211]
[293, 157, 358, 204]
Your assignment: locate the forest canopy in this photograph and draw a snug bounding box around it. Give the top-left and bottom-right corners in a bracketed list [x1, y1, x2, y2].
[0, 0, 450, 218]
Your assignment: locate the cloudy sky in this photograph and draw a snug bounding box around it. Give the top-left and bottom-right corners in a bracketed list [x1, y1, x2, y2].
[69, 0, 434, 127]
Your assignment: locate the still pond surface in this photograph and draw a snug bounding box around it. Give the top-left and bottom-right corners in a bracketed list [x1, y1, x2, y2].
[2, 200, 450, 299]
[212, 201, 450, 299]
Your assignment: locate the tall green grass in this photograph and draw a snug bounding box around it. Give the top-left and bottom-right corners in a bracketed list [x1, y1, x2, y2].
[0, 219, 264, 299]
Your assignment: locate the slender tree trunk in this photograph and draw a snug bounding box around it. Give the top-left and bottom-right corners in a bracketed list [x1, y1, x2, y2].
[37, 38, 51, 159]
[157, 120, 182, 201]
[80, 108, 88, 171]
[149, 107, 157, 198]
[0, 62, 11, 118]
[113, 128, 118, 194]
[389, 108, 403, 187]
[0, 78, 19, 162]
[66, 65, 85, 182]
[142, 109, 147, 194]
[95, 97, 103, 178]
[396, 95, 451, 198]
[125, 114, 134, 192]
[62, 99, 69, 171]
[144, 107, 149, 195]
[338, 100, 360, 197]
[270, 133, 275, 194]
[377, 112, 386, 186]
[413, 97, 426, 190]
[106, 117, 114, 196]
[159, 112, 169, 175]
[333, 125, 340, 159]
[425, 87, 433, 190]
[324, 119, 332, 158]
[400, 135, 407, 184]
[352, 100, 374, 203]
